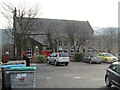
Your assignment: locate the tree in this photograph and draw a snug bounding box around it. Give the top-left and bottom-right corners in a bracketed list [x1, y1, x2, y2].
[40, 21, 60, 52]
[100, 27, 118, 53]
[64, 21, 78, 53]
[1, 2, 40, 58]
[77, 29, 92, 53]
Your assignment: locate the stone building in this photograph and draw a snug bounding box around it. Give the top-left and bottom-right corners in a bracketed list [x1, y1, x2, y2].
[3, 18, 93, 59]
[28, 18, 94, 55]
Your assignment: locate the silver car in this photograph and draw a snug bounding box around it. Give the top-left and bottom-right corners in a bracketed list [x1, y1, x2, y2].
[82, 55, 102, 64]
[47, 53, 70, 66]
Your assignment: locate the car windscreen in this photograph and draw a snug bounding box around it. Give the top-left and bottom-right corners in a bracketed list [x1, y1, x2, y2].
[90, 55, 98, 58]
[104, 54, 114, 57]
[59, 53, 69, 57]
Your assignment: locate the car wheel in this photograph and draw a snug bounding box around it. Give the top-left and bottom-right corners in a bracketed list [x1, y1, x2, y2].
[65, 62, 69, 66]
[54, 61, 58, 66]
[89, 60, 92, 64]
[105, 75, 112, 87]
[46, 60, 51, 64]
[105, 59, 108, 63]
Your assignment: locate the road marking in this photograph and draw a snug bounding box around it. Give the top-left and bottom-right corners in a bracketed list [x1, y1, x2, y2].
[38, 78, 43, 79]
[45, 85, 49, 87]
[73, 77, 86, 79]
[46, 77, 52, 80]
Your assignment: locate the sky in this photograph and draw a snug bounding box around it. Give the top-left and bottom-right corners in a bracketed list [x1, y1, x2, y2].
[0, 0, 119, 29]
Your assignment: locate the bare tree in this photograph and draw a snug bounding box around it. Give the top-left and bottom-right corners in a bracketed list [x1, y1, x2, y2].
[78, 30, 92, 53]
[64, 21, 79, 53]
[1, 2, 40, 58]
[40, 21, 59, 52]
[101, 27, 118, 53]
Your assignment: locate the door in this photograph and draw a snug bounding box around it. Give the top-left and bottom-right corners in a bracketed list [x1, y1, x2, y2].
[49, 54, 54, 63]
[50, 53, 57, 63]
[115, 65, 120, 88]
[109, 65, 120, 87]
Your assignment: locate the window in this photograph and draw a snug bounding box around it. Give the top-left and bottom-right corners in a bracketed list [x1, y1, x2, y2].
[59, 53, 68, 57]
[111, 65, 117, 71]
[109, 64, 120, 74]
[116, 65, 120, 74]
[64, 41, 68, 46]
[104, 54, 114, 57]
[59, 41, 62, 46]
[26, 48, 32, 58]
[102, 54, 104, 56]
[98, 54, 101, 56]
[76, 41, 79, 46]
[50, 54, 54, 57]
[64, 49, 67, 53]
[53, 54, 57, 57]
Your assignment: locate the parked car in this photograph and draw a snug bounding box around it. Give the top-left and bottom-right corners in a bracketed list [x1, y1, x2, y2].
[82, 55, 102, 64]
[46, 53, 70, 66]
[98, 53, 118, 63]
[105, 62, 120, 89]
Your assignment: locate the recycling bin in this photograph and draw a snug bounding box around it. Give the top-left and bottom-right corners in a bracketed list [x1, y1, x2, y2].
[1, 64, 25, 90]
[9, 67, 36, 90]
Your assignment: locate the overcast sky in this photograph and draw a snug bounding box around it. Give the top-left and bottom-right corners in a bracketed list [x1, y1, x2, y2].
[0, 0, 119, 29]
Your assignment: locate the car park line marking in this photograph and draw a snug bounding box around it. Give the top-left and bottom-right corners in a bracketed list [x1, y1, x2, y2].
[45, 85, 49, 87]
[46, 77, 52, 80]
[38, 78, 43, 79]
[73, 77, 86, 79]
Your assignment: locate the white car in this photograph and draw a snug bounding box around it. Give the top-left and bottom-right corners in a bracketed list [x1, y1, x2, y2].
[47, 53, 70, 66]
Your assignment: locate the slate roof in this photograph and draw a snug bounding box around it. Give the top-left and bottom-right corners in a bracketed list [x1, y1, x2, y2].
[16, 18, 94, 45]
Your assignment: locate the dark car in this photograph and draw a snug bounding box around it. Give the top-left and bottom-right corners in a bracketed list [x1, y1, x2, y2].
[105, 62, 120, 89]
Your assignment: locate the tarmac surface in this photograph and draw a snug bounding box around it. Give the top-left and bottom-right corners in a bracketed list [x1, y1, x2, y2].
[31, 62, 118, 89]
[0, 62, 119, 89]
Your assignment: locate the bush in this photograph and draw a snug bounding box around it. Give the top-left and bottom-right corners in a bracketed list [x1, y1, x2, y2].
[38, 55, 46, 63]
[74, 52, 84, 62]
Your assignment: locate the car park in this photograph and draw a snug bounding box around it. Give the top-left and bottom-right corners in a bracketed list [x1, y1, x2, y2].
[105, 62, 120, 89]
[46, 52, 70, 66]
[82, 55, 102, 64]
[98, 53, 118, 63]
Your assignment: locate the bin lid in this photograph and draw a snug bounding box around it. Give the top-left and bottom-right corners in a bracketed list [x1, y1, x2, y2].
[9, 67, 36, 71]
[1, 64, 25, 68]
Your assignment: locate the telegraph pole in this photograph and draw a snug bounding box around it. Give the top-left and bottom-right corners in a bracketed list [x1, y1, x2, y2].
[13, 7, 17, 59]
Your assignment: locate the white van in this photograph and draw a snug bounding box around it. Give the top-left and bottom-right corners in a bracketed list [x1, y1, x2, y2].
[47, 53, 70, 66]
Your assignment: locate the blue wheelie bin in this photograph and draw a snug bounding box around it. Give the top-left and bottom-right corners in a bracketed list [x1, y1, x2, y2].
[1, 64, 25, 90]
